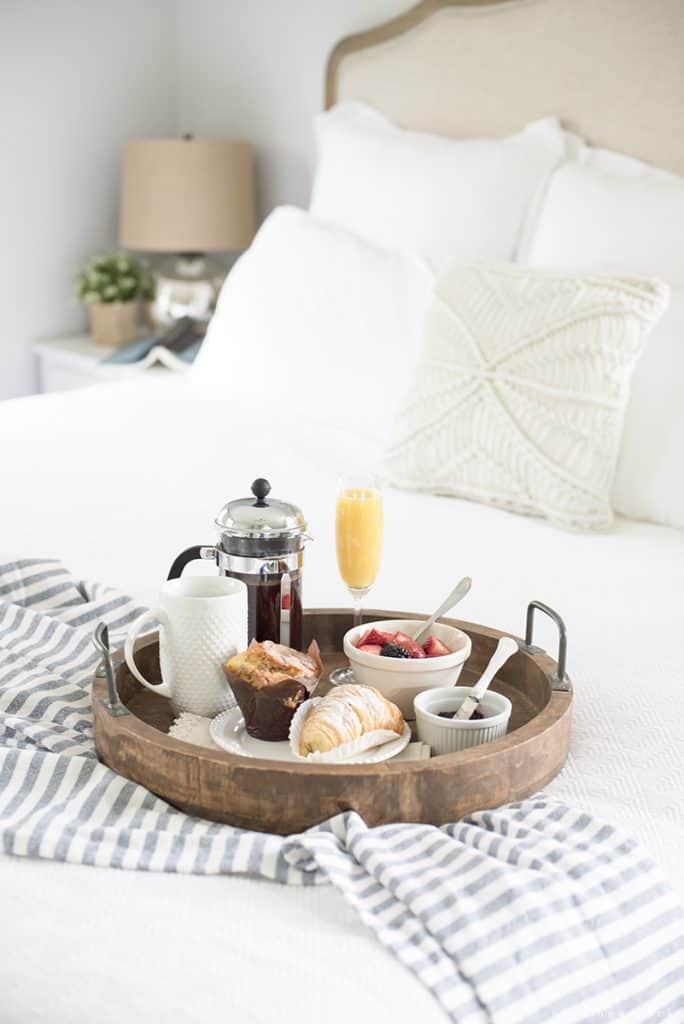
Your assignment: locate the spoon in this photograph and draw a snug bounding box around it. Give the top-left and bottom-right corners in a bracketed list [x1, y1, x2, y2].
[412, 576, 472, 646]
[453, 636, 518, 721]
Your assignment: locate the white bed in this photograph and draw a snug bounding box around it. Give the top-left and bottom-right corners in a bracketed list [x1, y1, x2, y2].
[3, 1, 684, 1020]
[1, 376, 682, 1023]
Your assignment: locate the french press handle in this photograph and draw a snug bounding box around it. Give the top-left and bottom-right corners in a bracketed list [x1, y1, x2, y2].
[167, 545, 217, 580]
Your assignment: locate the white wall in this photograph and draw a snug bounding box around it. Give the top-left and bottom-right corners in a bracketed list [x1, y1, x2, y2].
[176, 0, 413, 220]
[0, 0, 177, 399]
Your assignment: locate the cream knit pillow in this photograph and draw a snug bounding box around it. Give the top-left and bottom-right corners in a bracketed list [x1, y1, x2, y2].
[385, 265, 668, 530]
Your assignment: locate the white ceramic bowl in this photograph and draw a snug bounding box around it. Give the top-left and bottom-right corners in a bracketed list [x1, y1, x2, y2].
[414, 686, 512, 755]
[343, 619, 472, 718]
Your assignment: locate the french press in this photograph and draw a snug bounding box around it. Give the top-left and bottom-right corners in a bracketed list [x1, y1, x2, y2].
[168, 479, 311, 650]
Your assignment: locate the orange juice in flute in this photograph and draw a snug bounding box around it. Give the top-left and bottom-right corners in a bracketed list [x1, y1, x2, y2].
[330, 477, 383, 686]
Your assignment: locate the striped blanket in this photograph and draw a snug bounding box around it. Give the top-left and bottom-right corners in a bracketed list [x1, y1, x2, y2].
[1, 558, 682, 1023]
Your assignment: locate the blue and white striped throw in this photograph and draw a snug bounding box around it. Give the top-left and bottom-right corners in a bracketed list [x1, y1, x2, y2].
[1, 558, 682, 1022]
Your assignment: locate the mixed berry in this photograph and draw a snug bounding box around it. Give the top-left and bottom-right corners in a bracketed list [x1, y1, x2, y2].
[356, 628, 452, 659]
[380, 642, 411, 659]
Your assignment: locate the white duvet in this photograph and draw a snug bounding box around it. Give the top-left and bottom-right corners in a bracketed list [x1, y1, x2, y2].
[1, 375, 682, 1024]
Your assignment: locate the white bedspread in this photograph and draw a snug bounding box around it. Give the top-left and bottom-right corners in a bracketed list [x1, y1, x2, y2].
[1, 376, 683, 1024]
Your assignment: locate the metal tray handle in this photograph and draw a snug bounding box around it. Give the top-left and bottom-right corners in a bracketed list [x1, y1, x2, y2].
[523, 601, 570, 691]
[93, 622, 128, 717]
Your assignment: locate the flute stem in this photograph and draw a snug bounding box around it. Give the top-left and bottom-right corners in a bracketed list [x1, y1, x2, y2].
[349, 587, 369, 629]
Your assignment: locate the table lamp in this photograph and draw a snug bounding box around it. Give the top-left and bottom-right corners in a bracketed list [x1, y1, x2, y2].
[119, 136, 255, 326]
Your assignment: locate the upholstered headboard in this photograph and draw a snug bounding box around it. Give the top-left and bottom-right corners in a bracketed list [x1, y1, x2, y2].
[326, 0, 684, 175]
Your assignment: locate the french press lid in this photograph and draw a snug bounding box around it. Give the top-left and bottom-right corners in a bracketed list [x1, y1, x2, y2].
[215, 479, 309, 558]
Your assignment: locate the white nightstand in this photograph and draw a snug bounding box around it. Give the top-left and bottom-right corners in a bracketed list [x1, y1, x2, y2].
[33, 334, 185, 394]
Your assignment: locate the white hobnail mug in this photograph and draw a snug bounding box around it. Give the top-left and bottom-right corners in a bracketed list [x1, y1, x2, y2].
[123, 576, 248, 717]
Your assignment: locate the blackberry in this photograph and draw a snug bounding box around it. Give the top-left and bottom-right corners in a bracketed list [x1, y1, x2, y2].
[381, 642, 410, 659]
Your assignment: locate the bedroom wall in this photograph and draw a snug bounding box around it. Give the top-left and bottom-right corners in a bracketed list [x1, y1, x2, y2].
[176, 0, 413, 221]
[0, 0, 177, 399]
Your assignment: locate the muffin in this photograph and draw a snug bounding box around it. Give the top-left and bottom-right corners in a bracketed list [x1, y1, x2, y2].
[224, 639, 322, 740]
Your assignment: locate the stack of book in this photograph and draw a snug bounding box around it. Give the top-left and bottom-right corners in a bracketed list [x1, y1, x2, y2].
[101, 316, 204, 371]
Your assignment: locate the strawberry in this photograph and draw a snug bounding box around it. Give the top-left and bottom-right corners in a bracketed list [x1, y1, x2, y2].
[358, 628, 394, 648]
[423, 635, 452, 658]
[357, 644, 383, 656]
[393, 631, 427, 659]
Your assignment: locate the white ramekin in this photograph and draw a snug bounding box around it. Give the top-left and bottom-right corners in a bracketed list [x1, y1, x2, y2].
[414, 686, 512, 755]
[343, 619, 472, 718]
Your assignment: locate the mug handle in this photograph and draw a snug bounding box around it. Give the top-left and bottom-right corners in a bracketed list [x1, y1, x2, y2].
[124, 608, 172, 699]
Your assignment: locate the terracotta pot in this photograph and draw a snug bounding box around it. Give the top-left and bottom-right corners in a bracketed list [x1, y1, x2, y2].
[89, 300, 139, 348]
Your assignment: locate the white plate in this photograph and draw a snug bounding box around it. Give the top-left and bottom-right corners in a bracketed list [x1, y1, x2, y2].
[210, 706, 411, 764]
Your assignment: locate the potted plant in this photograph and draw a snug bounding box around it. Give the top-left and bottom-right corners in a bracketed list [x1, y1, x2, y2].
[75, 252, 155, 347]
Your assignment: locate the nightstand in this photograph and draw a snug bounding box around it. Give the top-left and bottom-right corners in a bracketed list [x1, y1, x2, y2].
[33, 334, 185, 394]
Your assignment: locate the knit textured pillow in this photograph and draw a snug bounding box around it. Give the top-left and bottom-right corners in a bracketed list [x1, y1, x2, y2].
[385, 265, 668, 530]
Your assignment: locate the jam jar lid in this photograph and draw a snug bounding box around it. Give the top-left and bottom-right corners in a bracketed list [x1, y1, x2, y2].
[215, 479, 308, 541]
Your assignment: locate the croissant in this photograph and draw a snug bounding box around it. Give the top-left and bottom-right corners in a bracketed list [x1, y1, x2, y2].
[298, 684, 404, 756]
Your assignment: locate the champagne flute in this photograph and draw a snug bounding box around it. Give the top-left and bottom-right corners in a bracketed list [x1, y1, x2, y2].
[329, 475, 383, 686]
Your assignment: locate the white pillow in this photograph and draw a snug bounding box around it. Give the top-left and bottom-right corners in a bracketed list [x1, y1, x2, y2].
[524, 144, 684, 529]
[310, 102, 568, 274]
[193, 206, 433, 439]
[385, 265, 668, 532]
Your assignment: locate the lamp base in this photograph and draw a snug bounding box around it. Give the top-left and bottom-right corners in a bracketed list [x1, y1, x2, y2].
[151, 254, 226, 327]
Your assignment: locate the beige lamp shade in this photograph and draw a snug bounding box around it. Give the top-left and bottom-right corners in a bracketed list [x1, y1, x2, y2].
[119, 139, 255, 253]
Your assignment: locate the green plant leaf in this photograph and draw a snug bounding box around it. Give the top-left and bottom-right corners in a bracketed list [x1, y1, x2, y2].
[75, 249, 150, 305]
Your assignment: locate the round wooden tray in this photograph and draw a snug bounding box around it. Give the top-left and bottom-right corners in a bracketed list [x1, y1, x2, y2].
[92, 607, 572, 835]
